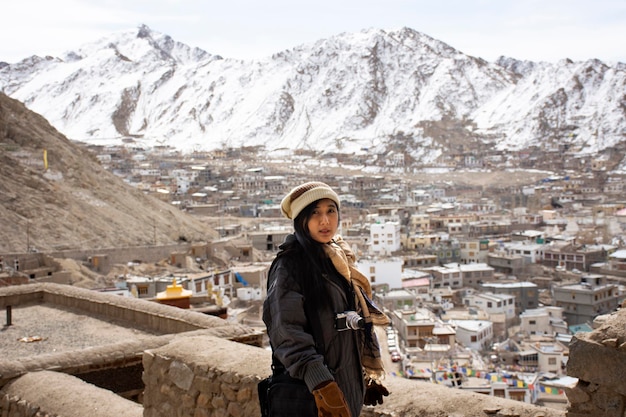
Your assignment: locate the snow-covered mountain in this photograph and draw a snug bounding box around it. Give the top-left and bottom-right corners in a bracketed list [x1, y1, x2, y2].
[1, 24, 624, 164]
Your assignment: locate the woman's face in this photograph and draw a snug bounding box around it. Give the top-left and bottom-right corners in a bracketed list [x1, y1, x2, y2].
[307, 198, 339, 243]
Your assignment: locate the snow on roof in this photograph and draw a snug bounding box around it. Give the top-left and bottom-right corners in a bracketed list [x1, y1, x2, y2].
[450, 319, 492, 331]
[482, 281, 537, 288]
[609, 249, 626, 259]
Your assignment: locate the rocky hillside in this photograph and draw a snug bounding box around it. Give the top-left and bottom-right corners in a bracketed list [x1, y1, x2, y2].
[0, 92, 218, 253]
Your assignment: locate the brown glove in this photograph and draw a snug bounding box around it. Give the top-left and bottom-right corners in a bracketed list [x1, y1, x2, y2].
[312, 381, 352, 417]
[363, 379, 390, 406]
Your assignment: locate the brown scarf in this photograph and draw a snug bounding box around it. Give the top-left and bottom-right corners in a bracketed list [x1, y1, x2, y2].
[323, 235, 389, 382]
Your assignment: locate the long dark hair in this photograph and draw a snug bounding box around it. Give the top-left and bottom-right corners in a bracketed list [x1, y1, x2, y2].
[291, 199, 341, 303]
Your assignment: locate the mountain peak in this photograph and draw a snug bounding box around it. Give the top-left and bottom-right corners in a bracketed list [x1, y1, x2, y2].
[1, 26, 624, 171]
[136, 23, 154, 39]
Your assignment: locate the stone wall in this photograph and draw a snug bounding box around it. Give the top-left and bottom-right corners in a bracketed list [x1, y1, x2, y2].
[565, 307, 626, 417]
[141, 335, 566, 417]
[6, 282, 626, 416]
[1, 371, 143, 417]
[0, 283, 247, 336]
[47, 243, 192, 266]
[0, 283, 263, 387]
[3, 243, 193, 276]
[1, 333, 567, 417]
[142, 335, 269, 417]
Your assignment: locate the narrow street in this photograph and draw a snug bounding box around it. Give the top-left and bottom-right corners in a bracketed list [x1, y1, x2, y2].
[375, 325, 403, 377]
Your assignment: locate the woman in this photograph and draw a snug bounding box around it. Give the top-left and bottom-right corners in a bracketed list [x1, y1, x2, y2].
[262, 181, 390, 417]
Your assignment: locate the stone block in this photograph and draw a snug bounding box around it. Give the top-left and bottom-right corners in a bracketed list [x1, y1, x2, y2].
[568, 335, 626, 396]
[590, 386, 625, 417]
[563, 384, 590, 404]
[196, 393, 210, 408]
[169, 360, 194, 391]
[227, 401, 243, 417]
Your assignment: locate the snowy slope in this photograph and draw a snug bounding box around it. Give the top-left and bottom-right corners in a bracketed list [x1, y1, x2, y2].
[1, 24, 624, 164]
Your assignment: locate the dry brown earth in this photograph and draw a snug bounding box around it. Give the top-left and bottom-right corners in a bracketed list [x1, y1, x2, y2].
[0, 93, 219, 254]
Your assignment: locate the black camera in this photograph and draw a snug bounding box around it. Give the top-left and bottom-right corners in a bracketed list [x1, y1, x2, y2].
[335, 311, 364, 331]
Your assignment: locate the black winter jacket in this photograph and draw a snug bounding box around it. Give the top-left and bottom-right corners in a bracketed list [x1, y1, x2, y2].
[262, 234, 365, 417]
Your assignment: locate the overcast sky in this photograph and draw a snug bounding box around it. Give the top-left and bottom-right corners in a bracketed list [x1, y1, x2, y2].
[2, 0, 625, 64]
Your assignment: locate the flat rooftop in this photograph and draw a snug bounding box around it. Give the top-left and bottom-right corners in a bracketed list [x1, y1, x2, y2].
[1, 303, 162, 361]
[0, 283, 262, 373]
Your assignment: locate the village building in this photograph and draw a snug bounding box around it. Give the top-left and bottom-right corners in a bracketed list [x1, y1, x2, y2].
[519, 306, 569, 338]
[370, 221, 402, 254]
[481, 281, 540, 314]
[456, 262, 496, 288]
[355, 256, 403, 291]
[419, 264, 463, 289]
[449, 319, 493, 351]
[552, 274, 621, 325]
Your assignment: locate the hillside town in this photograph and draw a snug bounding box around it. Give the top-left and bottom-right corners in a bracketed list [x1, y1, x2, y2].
[89, 141, 626, 405]
[3, 140, 626, 411]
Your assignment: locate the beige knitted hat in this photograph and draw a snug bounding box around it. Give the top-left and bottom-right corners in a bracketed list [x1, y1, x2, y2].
[280, 181, 340, 220]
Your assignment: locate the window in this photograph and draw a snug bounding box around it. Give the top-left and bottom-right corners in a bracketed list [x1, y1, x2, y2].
[370, 266, 376, 273]
[493, 388, 506, 399]
[548, 357, 557, 365]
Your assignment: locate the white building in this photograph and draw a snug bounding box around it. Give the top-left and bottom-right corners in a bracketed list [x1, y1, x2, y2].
[462, 292, 516, 321]
[370, 221, 402, 254]
[501, 241, 545, 264]
[519, 306, 569, 337]
[356, 257, 403, 290]
[517, 341, 568, 375]
[449, 319, 493, 351]
[170, 168, 197, 194]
